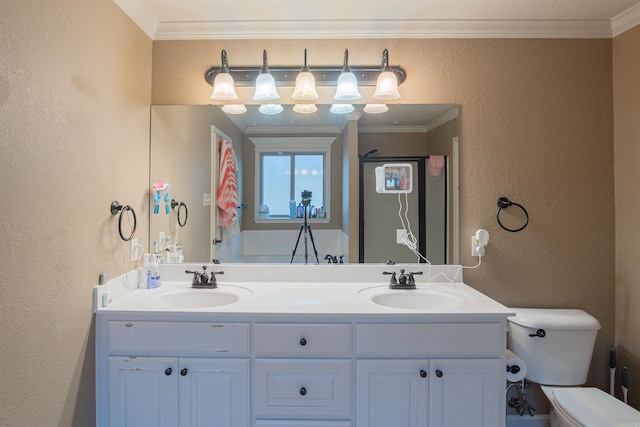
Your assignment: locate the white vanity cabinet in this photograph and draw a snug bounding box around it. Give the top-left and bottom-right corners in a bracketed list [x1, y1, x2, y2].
[97, 310, 507, 427]
[97, 319, 251, 427]
[355, 323, 504, 427]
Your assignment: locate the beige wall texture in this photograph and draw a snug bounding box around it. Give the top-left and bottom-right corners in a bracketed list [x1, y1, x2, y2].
[614, 24, 640, 409]
[1, 6, 637, 425]
[0, 1, 152, 426]
[153, 38, 617, 395]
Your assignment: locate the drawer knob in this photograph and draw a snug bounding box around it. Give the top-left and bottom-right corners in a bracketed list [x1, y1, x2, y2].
[420, 369, 427, 378]
[180, 368, 188, 376]
[299, 387, 307, 396]
[299, 337, 307, 346]
[436, 369, 443, 378]
[164, 368, 172, 376]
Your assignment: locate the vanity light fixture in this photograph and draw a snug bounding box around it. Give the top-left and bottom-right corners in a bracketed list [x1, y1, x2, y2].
[373, 49, 401, 100]
[204, 48, 406, 105]
[334, 49, 361, 101]
[291, 49, 320, 100]
[293, 104, 318, 114]
[258, 104, 284, 115]
[253, 50, 280, 101]
[363, 104, 389, 114]
[330, 104, 355, 114]
[209, 50, 239, 100]
[221, 104, 247, 114]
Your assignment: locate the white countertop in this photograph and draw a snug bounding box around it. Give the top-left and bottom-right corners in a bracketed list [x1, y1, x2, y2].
[94, 264, 514, 318]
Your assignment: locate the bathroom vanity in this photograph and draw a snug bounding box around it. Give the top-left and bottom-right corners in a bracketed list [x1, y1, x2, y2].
[95, 264, 513, 427]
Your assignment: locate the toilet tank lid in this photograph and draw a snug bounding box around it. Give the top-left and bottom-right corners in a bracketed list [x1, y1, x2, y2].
[508, 308, 601, 330]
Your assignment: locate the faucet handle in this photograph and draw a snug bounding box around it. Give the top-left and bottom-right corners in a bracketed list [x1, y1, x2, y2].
[209, 270, 224, 288]
[382, 271, 398, 285]
[407, 271, 423, 285]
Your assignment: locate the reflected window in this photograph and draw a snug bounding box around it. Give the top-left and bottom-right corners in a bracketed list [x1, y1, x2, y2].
[260, 152, 326, 218]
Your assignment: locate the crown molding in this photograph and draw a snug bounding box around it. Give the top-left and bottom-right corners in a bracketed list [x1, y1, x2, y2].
[425, 107, 459, 132]
[113, 0, 157, 38]
[152, 19, 614, 40]
[359, 125, 428, 134]
[612, 2, 640, 37]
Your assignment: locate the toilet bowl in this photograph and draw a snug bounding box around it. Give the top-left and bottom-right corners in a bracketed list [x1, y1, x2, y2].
[508, 308, 640, 427]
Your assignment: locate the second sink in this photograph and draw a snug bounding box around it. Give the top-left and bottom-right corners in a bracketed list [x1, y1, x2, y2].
[360, 286, 473, 310]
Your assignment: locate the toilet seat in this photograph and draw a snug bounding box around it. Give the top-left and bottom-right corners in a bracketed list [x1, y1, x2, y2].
[542, 386, 640, 427]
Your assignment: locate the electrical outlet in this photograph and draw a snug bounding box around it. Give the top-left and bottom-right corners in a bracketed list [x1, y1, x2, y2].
[397, 229, 408, 244]
[203, 193, 211, 206]
[471, 235, 486, 257]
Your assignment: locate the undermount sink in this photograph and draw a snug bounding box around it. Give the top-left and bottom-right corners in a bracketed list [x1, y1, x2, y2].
[362, 287, 473, 310]
[149, 288, 242, 309]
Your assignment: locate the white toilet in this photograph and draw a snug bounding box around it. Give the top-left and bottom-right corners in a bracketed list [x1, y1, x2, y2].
[507, 308, 640, 427]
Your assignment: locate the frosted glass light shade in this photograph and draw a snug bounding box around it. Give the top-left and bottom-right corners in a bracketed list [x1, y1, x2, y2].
[330, 104, 355, 114]
[253, 73, 280, 101]
[363, 104, 389, 114]
[293, 104, 318, 114]
[334, 72, 361, 100]
[211, 73, 238, 100]
[373, 71, 400, 100]
[221, 104, 247, 114]
[259, 104, 283, 115]
[292, 72, 319, 100]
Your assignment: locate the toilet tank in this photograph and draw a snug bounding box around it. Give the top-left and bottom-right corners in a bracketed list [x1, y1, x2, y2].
[507, 308, 601, 386]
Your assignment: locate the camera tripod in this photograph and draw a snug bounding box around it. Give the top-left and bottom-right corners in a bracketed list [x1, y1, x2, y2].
[290, 202, 319, 264]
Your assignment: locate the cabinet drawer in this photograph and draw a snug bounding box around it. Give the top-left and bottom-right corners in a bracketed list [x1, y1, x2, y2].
[255, 324, 351, 355]
[108, 321, 250, 354]
[356, 323, 503, 356]
[255, 359, 351, 418]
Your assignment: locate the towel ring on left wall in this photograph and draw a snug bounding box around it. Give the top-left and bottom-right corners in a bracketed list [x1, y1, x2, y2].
[171, 199, 188, 227]
[110, 201, 137, 241]
[496, 197, 529, 232]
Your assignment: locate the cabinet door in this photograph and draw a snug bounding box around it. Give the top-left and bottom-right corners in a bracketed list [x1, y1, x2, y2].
[356, 360, 428, 427]
[429, 359, 502, 427]
[108, 356, 179, 427]
[179, 358, 250, 427]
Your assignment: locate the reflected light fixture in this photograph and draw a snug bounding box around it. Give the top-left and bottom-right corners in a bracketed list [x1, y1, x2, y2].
[291, 49, 319, 100]
[293, 104, 318, 114]
[363, 104, 389, 114]
[210, 50, 238, 100]
[373, 49, 401, 100]
[330, 104, 355, 114]
[253, 50, 280, 101]
[221, 104, 247, 114]
[259, 104, 283, 115]
[334, 49, 361, 101]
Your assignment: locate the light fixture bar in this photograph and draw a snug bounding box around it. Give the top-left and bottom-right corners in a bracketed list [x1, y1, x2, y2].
[205, 65, 407, 87]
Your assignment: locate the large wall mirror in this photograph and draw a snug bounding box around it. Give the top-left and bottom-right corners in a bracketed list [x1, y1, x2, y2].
[150, 104, 459, 264]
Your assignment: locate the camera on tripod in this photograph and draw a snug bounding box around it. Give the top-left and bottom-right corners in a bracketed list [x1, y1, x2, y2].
[301, 190, 312, 207]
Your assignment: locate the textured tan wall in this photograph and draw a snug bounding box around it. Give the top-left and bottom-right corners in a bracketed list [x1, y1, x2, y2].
[153, 38, 616, 392]
[0, 1, 152, 426]
[614, 24, 640, 408]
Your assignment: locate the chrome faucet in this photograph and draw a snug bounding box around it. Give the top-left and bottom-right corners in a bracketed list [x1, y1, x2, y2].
[383, 269, 423, 289]
[185, 266, 224, 288]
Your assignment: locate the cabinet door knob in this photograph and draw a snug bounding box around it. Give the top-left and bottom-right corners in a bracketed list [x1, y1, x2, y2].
[435, 369, 443, 378]
[165, 368, 173, 376]
[420, 369, 427, 378]
[180, 368, 188, 376]
[299, 337, 307, 346]
[299, 387, 307, 396]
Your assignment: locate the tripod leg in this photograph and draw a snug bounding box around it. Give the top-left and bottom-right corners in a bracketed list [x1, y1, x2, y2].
[290, 225, 305, 263]
[303, 225, 309, 263]
[306, 225, 320, 264]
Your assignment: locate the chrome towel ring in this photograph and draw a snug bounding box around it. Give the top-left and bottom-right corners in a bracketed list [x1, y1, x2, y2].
[496, 197, 529, 232]
[110, 201, 137, 241]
